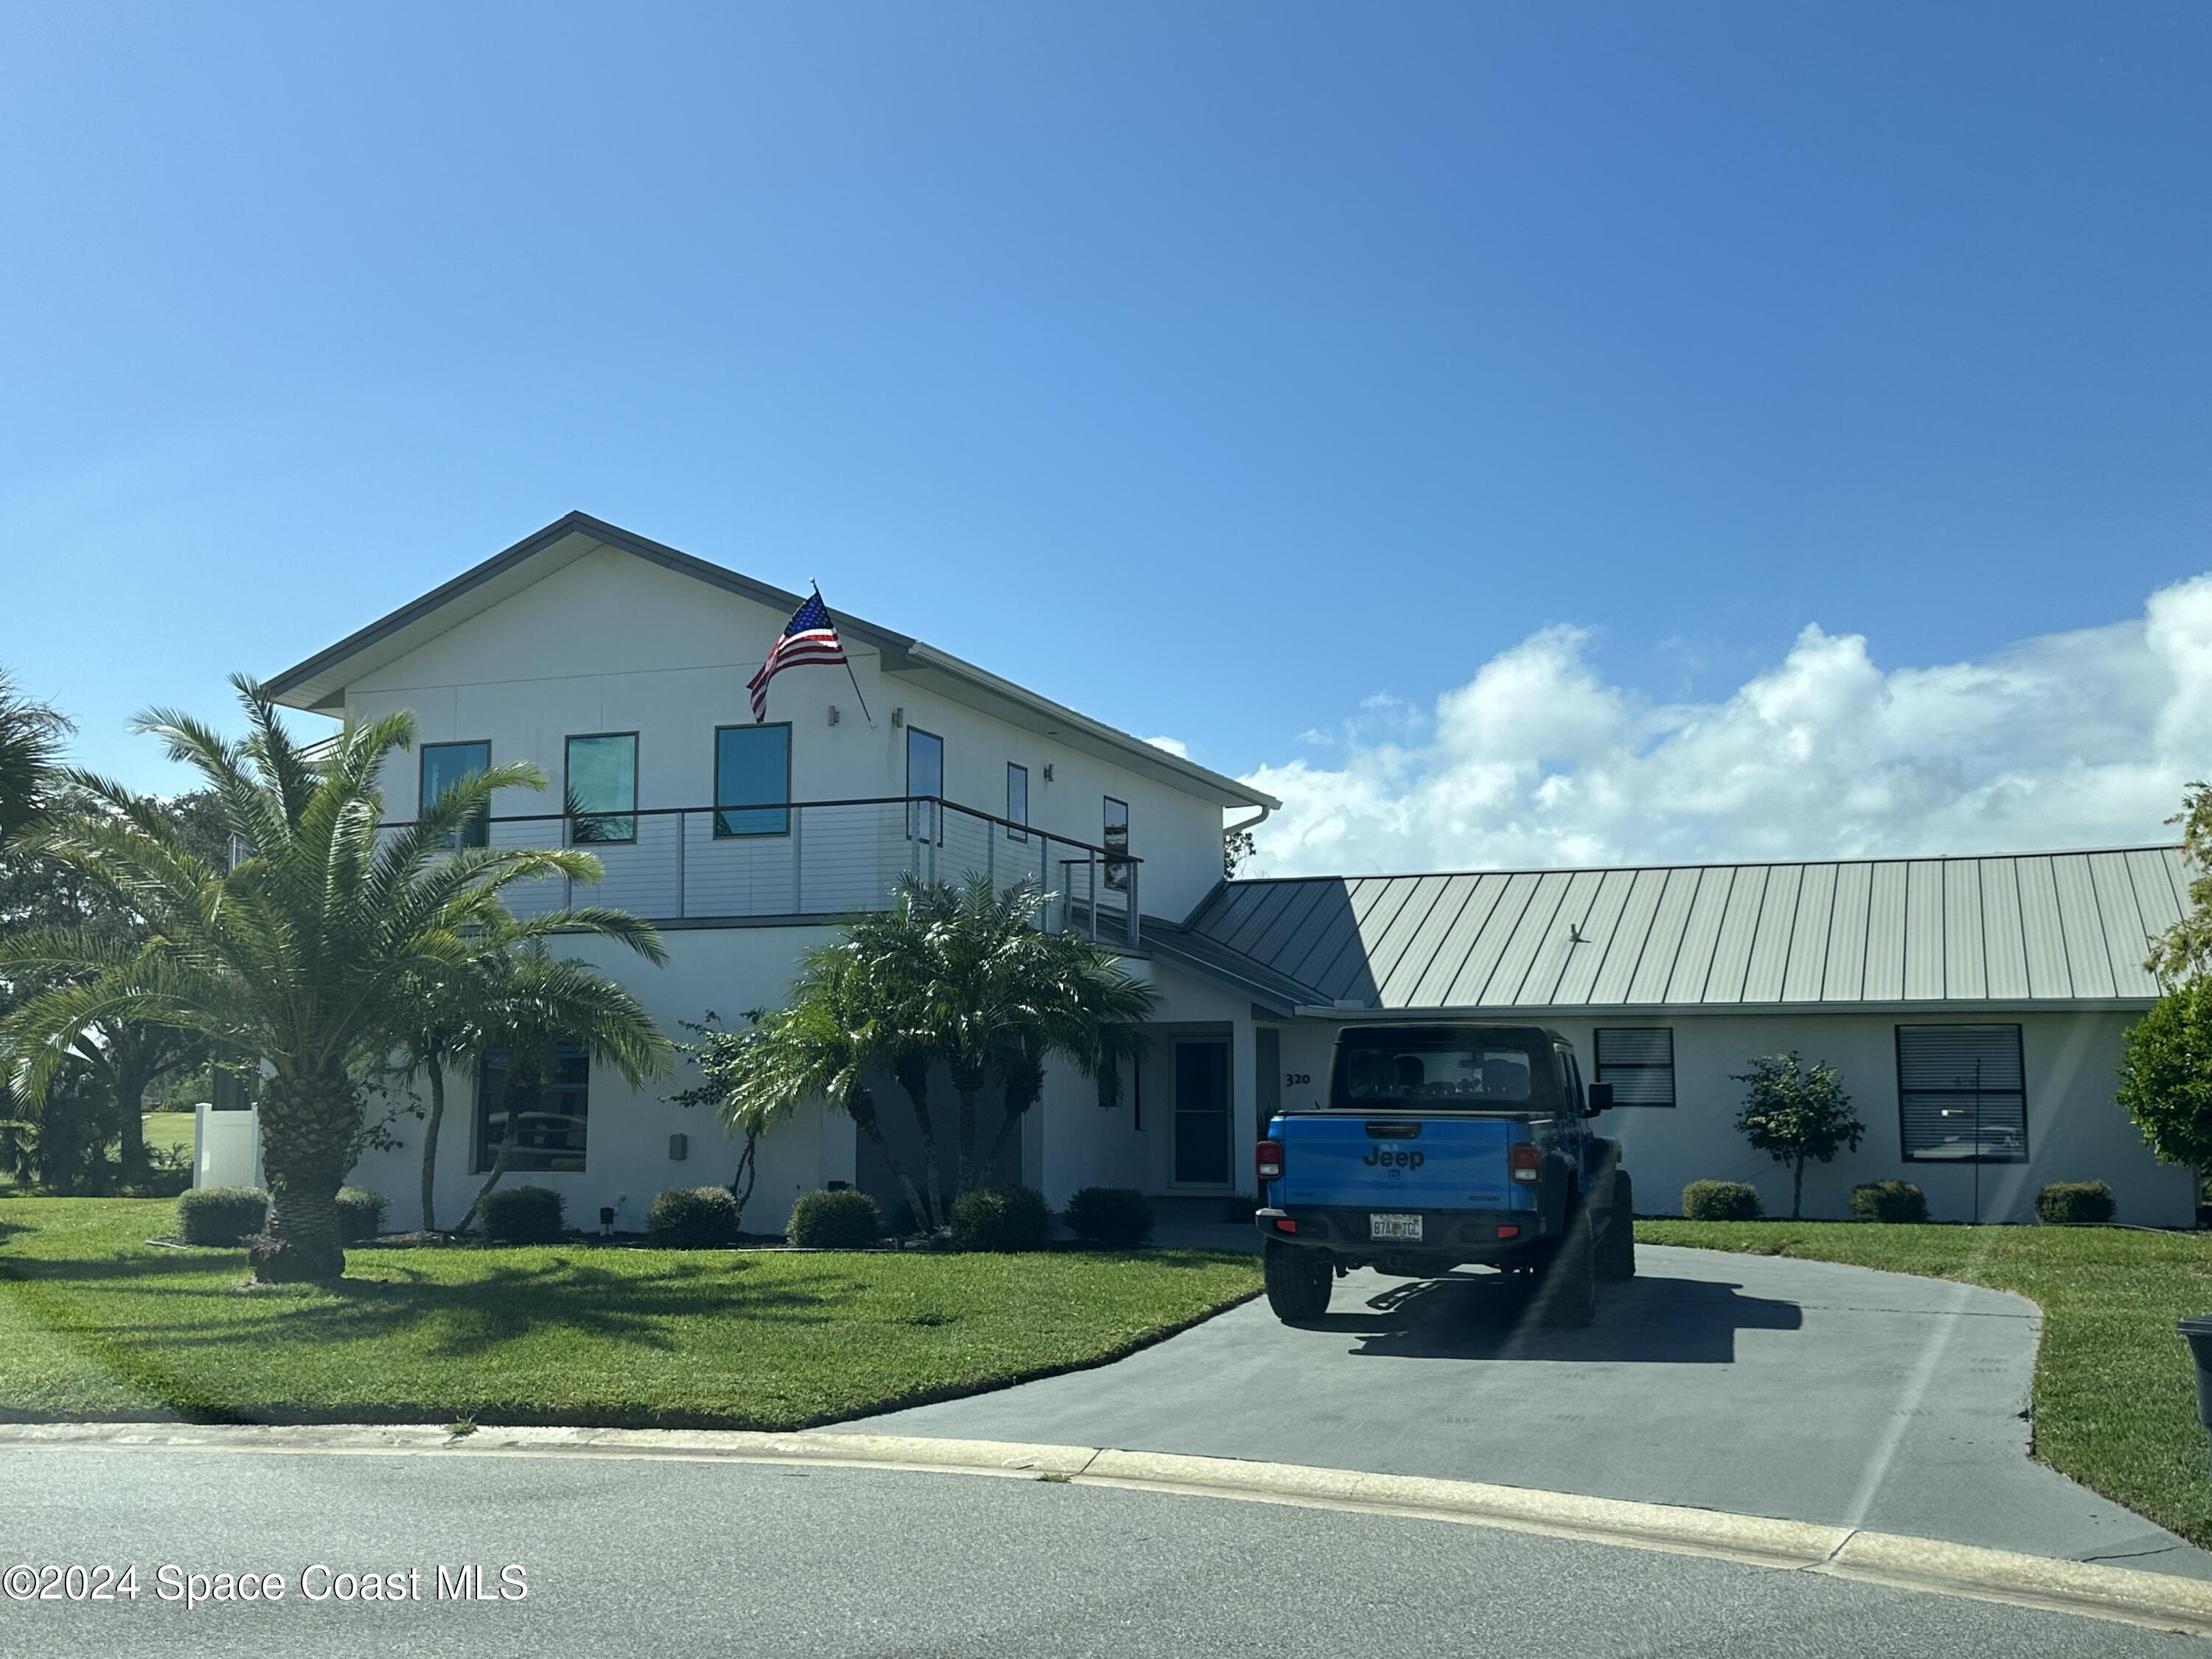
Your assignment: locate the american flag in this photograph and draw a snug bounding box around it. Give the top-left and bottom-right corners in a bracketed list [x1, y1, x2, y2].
[748, 590, 849, 721]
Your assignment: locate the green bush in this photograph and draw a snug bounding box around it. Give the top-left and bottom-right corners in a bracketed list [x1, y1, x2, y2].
[786, 1188, 881, 1248]
[176, 1186, 268, 1245]
[1682, 1180, 1764, 1222]
[479, 1184, 565, 1245]
[650, 1186, 742, 1248]
[1065, 1186, 1152, 1249]
[2038, 1181, 2117, 1225]
[1849, 1180, 1929, 1225]
[335, 1186, 387, 1244]
[950, 1184, 1052, 1252]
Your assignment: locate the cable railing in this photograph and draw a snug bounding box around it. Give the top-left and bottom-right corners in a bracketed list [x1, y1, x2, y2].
[390, 794, 1142, 948]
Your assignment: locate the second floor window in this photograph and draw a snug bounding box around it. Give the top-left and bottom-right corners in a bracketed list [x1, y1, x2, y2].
[1103, 796, 1130, 891]
[1006, 762, 1029, 841]
[716, 723, 791, 837]
[566, 733, 637, 844]
[420, 740, 490, 849]
[907, 727, 944, 843]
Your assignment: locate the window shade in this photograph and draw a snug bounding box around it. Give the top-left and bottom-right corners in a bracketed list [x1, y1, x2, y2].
[1898, 1025, 2026, 1162]
[1594, 1028, 1674, 1107]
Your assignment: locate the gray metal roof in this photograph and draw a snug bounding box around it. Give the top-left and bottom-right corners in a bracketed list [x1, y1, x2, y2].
[1154, 846, 2191, 1015]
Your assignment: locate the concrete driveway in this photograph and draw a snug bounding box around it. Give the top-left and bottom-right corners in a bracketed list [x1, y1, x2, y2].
[830, 1242, 2212, 1574]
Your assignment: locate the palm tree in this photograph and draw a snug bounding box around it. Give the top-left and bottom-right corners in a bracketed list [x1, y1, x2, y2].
[451, 944, 673, 1234]
[705, 874, 1158, 1230]
[0, 668, 70, 846]
[0, 675, 636, 1281]
[391, 905, 668, 1232]
[703, 942, 942, 1232]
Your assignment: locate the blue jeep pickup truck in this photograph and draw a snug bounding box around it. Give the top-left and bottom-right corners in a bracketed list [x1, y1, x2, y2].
[1253, 1023, 1634, 1327]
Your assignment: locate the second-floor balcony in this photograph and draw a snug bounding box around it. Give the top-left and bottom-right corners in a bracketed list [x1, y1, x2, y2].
[404, 795, 1144, 948]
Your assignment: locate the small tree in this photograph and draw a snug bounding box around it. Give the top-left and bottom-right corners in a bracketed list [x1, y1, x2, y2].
[2116, 977, 2212, 1183]
[1733, 1052, 1863, 1220]
[2148, 781, 2212, 982]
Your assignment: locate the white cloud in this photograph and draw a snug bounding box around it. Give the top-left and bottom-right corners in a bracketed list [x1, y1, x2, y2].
[1240, 574, 2212, 877]
[1142, 734, 1190, 758]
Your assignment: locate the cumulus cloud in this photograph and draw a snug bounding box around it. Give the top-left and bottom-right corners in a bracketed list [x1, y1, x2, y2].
[1142, 734, 1191, 758]
[1240, 574, 2212, 877]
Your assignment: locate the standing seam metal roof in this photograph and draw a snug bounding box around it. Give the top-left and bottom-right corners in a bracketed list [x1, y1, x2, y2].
[1156, 847, 2188, 1012]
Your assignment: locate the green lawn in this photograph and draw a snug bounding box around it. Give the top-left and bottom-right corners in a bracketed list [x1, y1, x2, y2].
[1640, 1219, 2212, 1548]
[0, 1198, 1260, 1429]
[142, 1110, 196, 1163]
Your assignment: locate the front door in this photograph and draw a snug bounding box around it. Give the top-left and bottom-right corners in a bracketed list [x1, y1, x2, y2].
[1174, 1040, 1231, 1186]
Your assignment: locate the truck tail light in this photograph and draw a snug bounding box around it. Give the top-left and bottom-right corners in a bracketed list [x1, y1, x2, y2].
[1509, 1144, 1542, 1183]
[1256, 1139, 1284, 1182]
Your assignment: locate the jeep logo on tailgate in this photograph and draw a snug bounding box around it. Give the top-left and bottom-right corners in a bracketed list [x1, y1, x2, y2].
[1362, 1147, 1425, 1169]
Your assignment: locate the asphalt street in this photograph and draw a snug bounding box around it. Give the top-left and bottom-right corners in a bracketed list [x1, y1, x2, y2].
[841, 1242, 2211, 1573]
[0, 1441, 2202, 1659]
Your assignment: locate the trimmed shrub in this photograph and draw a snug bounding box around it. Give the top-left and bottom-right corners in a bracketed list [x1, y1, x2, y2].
[2038, 1181, 2117, 1225]
[950, 1184, 1053, 1253]
[1065, 1186, 1152, 1250]
[176, 1186, 268, 1245]
[787, 1188, 881, 1249]
[650, 1186, 742, 1248]
[1681, 1180, 1764, 1222]
[335, 1186, 388, 1245]
[479, 1184, 565, 1245]
[1849, 1180, 1929, 1225]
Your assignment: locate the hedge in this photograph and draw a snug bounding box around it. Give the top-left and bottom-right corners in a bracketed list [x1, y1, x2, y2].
[950, 1185, 1053, 1253]
[786, 1188, 880, 1249]
[176, 1186, 268, 1245]
[2037, 1180, 2117, 1225]
[649, 1186, 742, 1248]
[479, 1185, 565, 1245]
[1064, 1186, 1152, 1250]
[1681, 1180, 1764, 1222]
[1849, 1180, 1929, 1225]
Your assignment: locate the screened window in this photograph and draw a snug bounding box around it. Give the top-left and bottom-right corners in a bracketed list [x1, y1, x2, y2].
[1898, 1025, 2027, 1163]
[566, 733, 636, 844]
[1103, 796, 1130, 891]
[420, 740, 490, 849]
[475, 1045, 589, 1173]
[1595, 1028, 1675, 1107]
[715, 723, 790, 837]
[1006, 763, 1029, 842]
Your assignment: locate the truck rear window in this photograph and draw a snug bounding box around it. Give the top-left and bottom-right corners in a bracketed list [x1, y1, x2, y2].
[1334, 1031, 1537, 1107]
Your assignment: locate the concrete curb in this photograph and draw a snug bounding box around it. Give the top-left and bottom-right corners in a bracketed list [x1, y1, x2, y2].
[5, 1422, 2210, 1638]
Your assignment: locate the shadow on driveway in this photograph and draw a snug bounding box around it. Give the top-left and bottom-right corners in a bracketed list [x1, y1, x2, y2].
[1315, 1270, 1803, 1363]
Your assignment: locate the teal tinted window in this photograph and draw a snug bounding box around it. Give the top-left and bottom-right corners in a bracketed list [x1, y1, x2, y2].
[715, 723, 791, 836]
[566, 734, 636, 844]
[420, 741, 490, 849]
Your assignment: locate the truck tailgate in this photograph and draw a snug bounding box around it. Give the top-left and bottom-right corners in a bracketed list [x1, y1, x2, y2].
[1273, 1115, 1526, 1209]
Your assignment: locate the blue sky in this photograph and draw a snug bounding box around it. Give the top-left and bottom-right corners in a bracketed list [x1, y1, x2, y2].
[4, 4, 2208, 869]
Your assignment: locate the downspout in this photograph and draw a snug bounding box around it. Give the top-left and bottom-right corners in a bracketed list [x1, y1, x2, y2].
[1225, 802, 1272, 840]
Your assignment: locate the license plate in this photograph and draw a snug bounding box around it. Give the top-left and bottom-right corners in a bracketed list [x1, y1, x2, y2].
[1370, 1212, 1423, 1242]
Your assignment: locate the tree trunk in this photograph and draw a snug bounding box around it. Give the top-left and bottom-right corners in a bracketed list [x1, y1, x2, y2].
[985, 1074, 1041, 1175]
[846, 1086, 933, 1239]
[251, 1072, 359, 1282]
[895, 1059, 946, 1228]
[452, 1077, 521, 1237]
[116, 1065, 149, 1185]
[417, 1064, 447, 1233]
[955, 1082, 981, 1196]
[1791, 1155, 1805, 1221]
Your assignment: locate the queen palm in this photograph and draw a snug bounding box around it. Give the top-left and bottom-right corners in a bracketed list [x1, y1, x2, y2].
[0, 675, 648, 1280]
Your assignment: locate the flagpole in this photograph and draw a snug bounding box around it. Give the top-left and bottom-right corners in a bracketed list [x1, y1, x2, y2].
[814, 581, 874, 723]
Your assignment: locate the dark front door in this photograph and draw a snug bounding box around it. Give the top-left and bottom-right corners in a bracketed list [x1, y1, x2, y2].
[1174, 1040, 1231, 1186]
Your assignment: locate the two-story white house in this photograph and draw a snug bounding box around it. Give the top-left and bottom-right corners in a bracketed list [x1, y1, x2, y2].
[269, 513, 1282, 1233]
[272, 513, 2199, 1232]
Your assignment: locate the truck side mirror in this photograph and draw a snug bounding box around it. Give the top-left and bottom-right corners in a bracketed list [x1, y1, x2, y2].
[1583, 1081, 1614, 1116]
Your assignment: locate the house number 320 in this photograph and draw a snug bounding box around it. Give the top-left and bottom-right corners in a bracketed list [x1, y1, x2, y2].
[1284, 1072, 1310, 1086]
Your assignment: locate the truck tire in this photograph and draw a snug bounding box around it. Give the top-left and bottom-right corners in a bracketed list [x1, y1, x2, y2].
[1596, 1169, 1636, 1281]
[1532, 1202, 1597, 1328]
[1262, 1240, 1333, 1324]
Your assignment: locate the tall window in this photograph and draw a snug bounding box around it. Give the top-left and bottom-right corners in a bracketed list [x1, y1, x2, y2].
[475, 1045, 590, 1173]
[906, 727, 943, 842]
[715, 723, 790, 837]
[1898, 1025, 2027, 1162]
[420, 740, 490, 849]
[1006, 762, 1029, 842]
[1102, 796, 1130, 891]
[1594, 1029, 1675, 1107]
[566, 733, 636, 844]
